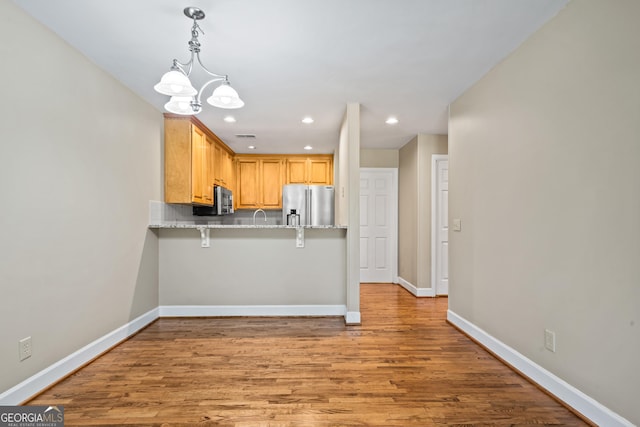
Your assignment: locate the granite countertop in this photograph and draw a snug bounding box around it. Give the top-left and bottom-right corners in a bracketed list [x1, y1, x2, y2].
[149, 222, 347, 229]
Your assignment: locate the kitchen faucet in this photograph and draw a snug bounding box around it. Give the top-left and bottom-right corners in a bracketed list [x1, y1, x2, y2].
[253, 209, 267, 226]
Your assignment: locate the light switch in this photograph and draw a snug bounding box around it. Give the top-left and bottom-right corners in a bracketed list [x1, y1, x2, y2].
[452, 219, 462, 232]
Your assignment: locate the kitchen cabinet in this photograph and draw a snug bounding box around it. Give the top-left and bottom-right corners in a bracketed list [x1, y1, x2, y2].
[164, 115, 333, 208]
[235, 156, 285, 209]
[192, 126, 213, 205]
[285, 158, 307, 184]
[261, 158, 285, 208]
[285, 155, 333, 185]
[164, 115, 213, 205]
[213, 141, 234, 190]
[164, 114, 236, 205]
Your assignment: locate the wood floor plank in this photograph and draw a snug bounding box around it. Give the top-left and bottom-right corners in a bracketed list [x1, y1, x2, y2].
[28, 284, 589, 426]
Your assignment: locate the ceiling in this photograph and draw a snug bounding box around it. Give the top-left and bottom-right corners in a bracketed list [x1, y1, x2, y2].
[12, 0, 568, 154]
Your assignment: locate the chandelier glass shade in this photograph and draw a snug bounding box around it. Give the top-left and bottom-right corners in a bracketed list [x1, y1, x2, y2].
[208, 81, 245, 109]
[164, 96, 198, 115]
[154, 70, 197, 97]
[153, 7, 244, 115]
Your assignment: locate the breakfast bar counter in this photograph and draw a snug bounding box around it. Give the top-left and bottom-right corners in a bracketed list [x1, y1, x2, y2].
[153, 225, 348, 319]
[149, 222, 347, 229]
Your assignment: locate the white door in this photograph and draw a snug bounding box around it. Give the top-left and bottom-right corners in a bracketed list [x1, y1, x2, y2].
[360, 168, 397, 283]
[432, 157, 449, 295]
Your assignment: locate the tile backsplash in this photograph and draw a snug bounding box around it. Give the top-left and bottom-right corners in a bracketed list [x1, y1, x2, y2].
[149, 201, 283, 226]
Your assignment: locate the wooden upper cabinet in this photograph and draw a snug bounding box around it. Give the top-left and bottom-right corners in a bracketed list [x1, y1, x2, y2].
[285, 155, 333, 185]
[235, 156, 284, 210]
[164, 114, 235, 205]
[223, 149, 235, 189]
[191, 127, 213, 205]
[261, 159, 284, 209]
[164, 116, 213, 206]
[308, 157, 333, 184]
[285, 158, 307, 184]
[236, 158, 260, 209]
[164, 115, 334, 208]
[213, 142, 234, 190]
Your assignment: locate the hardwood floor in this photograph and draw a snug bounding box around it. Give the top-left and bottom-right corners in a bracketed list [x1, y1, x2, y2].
[29, 284, 589, 426]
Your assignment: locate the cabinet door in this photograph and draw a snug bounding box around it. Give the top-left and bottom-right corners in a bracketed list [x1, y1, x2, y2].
[203, 136, 213, 203]
[213, 143, 224, 185]
[223, 150, 234, 188]
[164, 116, 228, 205]
[164, 118, 192, 204]
[261, 159, 283, 209]
[308, 158, 332, 185]
[286, 159, 307, 184]
[214, 143, 234, 189]
[191, 126, 206, 204]
[236, 159, 260, 209]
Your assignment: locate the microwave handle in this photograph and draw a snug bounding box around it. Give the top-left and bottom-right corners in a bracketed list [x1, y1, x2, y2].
[215, 186, 222, 215]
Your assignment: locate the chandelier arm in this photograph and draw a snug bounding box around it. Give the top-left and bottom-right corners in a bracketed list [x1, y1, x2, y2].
[195, 52, 227, 79]
[194, 77, 226, 105]
[172, 52, 196, 77]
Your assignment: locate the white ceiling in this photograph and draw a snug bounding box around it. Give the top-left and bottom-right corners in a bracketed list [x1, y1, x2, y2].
[12, 0, 568, 154]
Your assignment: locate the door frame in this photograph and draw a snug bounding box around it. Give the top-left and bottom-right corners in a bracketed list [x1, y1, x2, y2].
[431, 155, 448, 294]
[359, 167, 398, 283]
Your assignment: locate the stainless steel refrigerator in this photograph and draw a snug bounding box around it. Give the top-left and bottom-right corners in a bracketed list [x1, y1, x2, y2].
[282, 185, 335, 226]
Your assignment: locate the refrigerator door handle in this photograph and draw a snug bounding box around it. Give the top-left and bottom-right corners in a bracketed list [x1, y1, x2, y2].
[306, 187, 311, 225]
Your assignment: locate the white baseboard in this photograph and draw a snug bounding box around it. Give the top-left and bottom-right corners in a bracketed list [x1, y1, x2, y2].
[159, 304, 347, 317]
[0, 308, 159, 405]
[447, 310, 634, 427]
[345, 311, 361, 325]
[397, 276, 436, 297]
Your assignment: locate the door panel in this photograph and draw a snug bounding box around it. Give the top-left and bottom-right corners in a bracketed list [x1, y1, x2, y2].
[375, 237, 387, 269]
[435, 158, 449, 295]
[360, 237, 368, 269]
[360, 169, 396, 283]
[375, 194, 387, 226]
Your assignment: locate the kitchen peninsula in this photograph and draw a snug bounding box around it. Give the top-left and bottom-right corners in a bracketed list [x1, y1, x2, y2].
[150, 219, 347, 318]
[153, 114, 350, 320]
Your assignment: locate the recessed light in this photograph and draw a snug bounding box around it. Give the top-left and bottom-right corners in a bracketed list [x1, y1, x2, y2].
[303, 145, 313, 150]
[385, 117, 399, 125]
[302, 117, 314, 124]
[248, 145, 256, 150]
[223, 116, 236, 123]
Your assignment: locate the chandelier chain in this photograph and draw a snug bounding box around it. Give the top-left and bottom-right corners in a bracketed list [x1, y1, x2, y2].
[189, 20, 204, 53]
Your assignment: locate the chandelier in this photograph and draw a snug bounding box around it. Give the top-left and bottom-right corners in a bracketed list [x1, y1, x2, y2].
[153, 7, 244, 115]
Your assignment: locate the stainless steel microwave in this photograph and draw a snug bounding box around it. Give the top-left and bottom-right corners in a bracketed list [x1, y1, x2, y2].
[192, 185, 234, 216]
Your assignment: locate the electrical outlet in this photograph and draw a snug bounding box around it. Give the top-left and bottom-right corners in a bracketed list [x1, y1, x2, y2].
[296, 227, 305, 248]
[544, 329, 556, 353]
[19, 336, 32, 361]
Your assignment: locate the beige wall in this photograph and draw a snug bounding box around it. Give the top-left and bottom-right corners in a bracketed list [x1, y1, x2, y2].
[398, 135, 448, 290]
[398, 138, 418, 285]
[360, 149, 399, 168]
[0, 2, 162, 394]
[449, 0, 640, 423]
[337, 104, 361, 321]
[337, 116, 350, 227]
